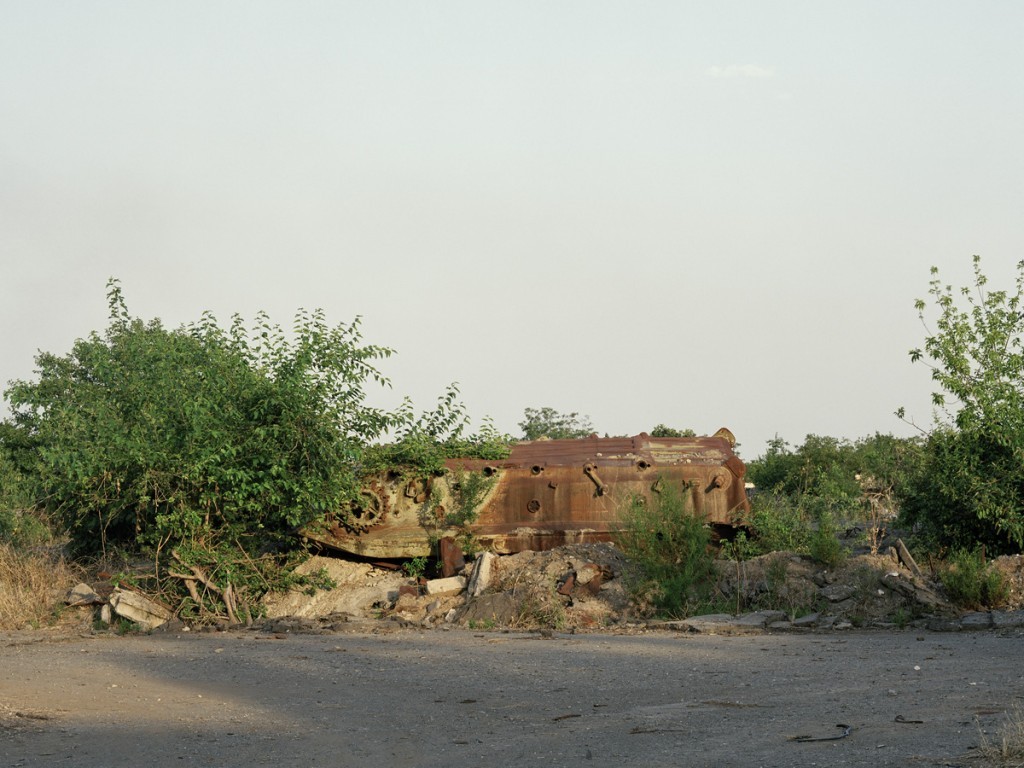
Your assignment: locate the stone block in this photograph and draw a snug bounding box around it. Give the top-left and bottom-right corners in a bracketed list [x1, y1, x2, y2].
[109, 588, 174, 631]
[424, 575, 466, 597]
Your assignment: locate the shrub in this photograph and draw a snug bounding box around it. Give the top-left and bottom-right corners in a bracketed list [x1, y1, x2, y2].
[518, 407, 593, 440]
[616, 483, 715, 618]
[0, 451, 51, 549]
[363, 391, 512, 477]
[0, 280, 428, 622]
[3, 281, 405, 559]
[939, 548, 1010, 609]
[746, 492, 813, 554]
[746, 433, 919, 555]
[899, 256, 1024, 554]
[808, 511, 847, 568]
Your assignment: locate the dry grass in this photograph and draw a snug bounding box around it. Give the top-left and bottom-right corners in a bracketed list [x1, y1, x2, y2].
[974, 705, 1024, 766]
[0, 542, 83, 630]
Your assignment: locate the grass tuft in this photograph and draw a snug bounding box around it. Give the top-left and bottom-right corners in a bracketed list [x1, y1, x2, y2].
[975, 705, 1024, 766]
[0, 542, 83, 630]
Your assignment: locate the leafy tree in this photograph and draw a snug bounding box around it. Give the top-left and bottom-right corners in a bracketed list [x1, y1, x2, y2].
[745, 432, 920, 557]
[898, 256, 1024, 553]
[518, 407, 594, 441]
[2, 280, 401, 560]
[897, 259, 1024, 552]
[363, 385, 512, 475]
[649, 424, 696, 438]
[748, 433, 914, 504]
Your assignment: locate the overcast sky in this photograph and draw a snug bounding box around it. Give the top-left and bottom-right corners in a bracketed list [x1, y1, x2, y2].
[2, 2, 1023, 458]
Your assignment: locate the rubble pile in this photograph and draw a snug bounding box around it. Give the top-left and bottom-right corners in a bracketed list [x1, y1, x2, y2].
[55, 543, 1024, 635]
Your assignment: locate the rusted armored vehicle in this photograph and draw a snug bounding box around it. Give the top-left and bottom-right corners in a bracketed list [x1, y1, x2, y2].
[303, 428, 751, 560]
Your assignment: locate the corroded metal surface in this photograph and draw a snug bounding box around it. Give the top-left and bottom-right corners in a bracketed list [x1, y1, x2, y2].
[303, 428, 751, 559]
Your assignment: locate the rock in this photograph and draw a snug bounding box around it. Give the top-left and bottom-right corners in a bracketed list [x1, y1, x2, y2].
[792, 612, 820, 627]
[65, 583, 102, 606]
[880, 572, 948, 610]
[658, 610, 785, 635]
[820, 583, 857, 602]
[152, 618, 186, 633]
[424, 575, 466, 597]
[992, 610, 1024, 628]
[466, 552, 496, 597]
[657, 614, 734, 633]
[960, 611, 993, 629]
[108, 588, 174, 631]
[737, 610, 786, 627]
[458, 592, 519, 626]
[575, 563, 604, 586]
[831, 598, 857, 614]
[925, 617, 962, 632]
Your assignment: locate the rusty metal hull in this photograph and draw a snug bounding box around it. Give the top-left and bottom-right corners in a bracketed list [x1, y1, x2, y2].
[303, 429, 750, 559]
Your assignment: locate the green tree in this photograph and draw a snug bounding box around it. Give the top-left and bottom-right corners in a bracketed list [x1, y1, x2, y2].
[649, 424, 696, 438]
[363, 385, 512, 475]
[518, 407, 594, 441]
[745, 432, 920, 557]
[2, 280, 401, 558]
[898, 256, 1024, 553]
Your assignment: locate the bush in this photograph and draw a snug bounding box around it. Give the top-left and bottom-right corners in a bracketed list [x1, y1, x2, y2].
[0, 451, 51, 549]
[0, 281, 428, 622]
[939, 549, 1010, 609]
[615, 483, 715, 618]
[2, 280, 403, 560]
[808, 512, 847, 568]
[745, 492, 813, 554]
[518, 407, 593, 441]
[362, 390, 512, 476]
[746, 433, 919, 552]
[898, 256, 1024, 554]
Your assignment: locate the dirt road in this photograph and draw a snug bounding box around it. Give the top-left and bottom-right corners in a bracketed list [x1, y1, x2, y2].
[3, 625, 1021, 767]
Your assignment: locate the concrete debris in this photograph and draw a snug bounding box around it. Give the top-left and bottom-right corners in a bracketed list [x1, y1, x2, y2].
[960, 612, 993, 629]
[108, 588, 174, 631]
[655, 611, 787, 635]
[65, 583, 102, 606]
[424, 576, 466, 597]
[262, 556, 406, 620]
[50, 545, 1024, 635]
[992, 610, 1024, 628]
[466, 552, 495, 597]
[895, 538, 923, 577]
[820, 584, 857, 602]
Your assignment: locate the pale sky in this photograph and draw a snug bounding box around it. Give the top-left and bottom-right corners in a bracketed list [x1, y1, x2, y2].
[2, 2, 1023, 458]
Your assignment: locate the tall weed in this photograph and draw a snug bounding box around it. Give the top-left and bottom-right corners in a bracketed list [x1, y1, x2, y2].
[940, 548, 1009, 609]
[616, 484, 714, 618]
[0, 543, 82, 630]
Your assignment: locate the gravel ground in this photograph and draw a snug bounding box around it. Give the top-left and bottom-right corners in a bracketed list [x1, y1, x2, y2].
[3, 624, 1022, 767]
